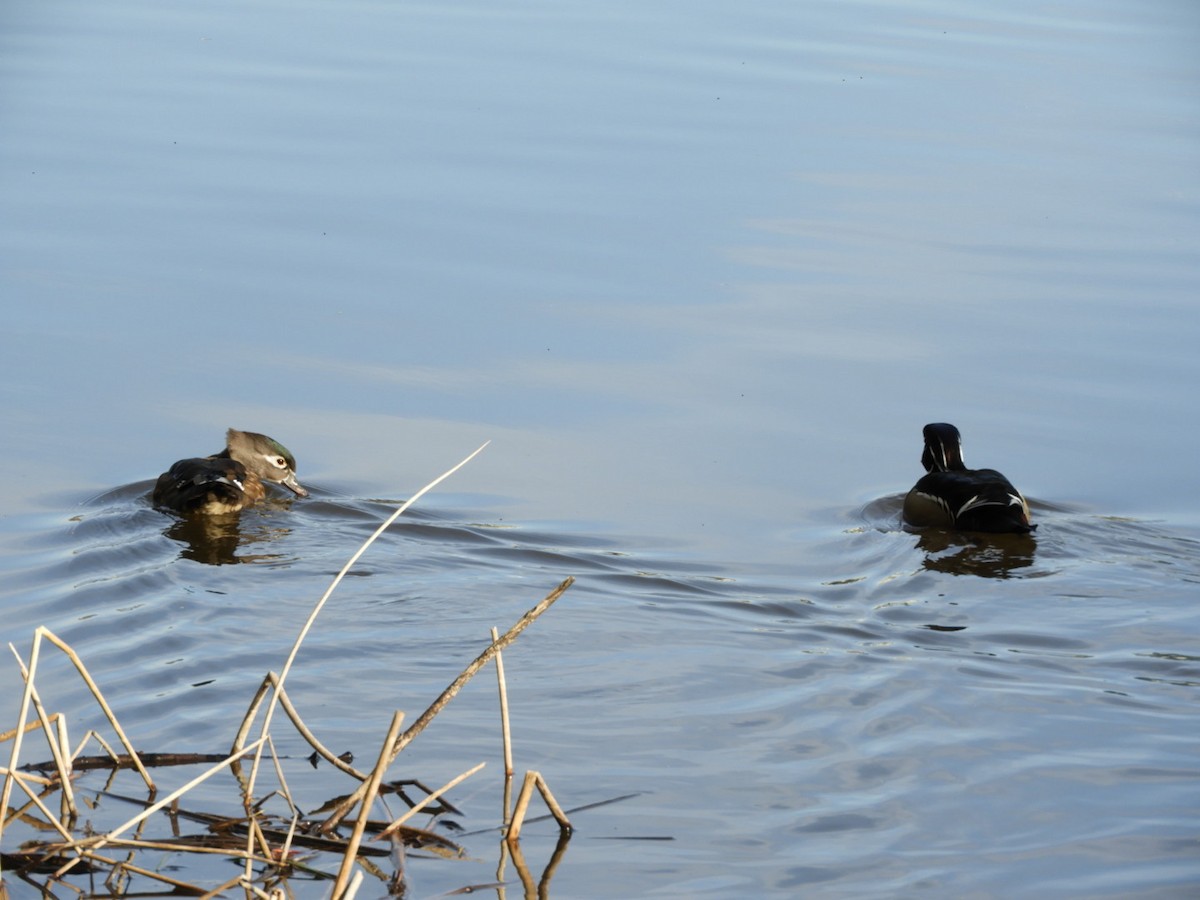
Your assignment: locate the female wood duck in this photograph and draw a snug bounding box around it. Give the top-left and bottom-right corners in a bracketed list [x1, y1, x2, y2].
[902, 422, 1035, 534]
[153, 428, 308, 515]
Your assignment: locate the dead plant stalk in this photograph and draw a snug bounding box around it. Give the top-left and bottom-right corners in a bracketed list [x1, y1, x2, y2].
[51, 738, 266, 879]
[241, 441, 490, 794]
[331, 710, 405, 899]
[318, 576, 574, 832]
[238, 443, 489, 881]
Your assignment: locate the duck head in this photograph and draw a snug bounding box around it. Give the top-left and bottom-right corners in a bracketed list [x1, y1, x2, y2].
[920, 422, 966, 473]
[224, 428, 308, 498]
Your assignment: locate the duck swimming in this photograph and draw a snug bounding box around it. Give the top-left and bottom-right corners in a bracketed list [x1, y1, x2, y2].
[153, 428, 307, 515]
[902, 422, 1034, 534]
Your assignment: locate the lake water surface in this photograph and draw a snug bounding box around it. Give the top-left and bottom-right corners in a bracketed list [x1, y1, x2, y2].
[2, 0, 1198, 896]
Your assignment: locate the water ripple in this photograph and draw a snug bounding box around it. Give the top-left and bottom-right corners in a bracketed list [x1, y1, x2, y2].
[0, 485, 1196, 896]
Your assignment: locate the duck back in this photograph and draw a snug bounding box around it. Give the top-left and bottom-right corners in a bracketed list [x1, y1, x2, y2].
[905, 468, 1033, 533]
[152, 457, 265, 515]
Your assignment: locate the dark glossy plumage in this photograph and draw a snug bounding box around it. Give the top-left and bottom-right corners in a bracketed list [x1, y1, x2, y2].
[153, 428, 307, 515]
[902, 423, 1034, 534]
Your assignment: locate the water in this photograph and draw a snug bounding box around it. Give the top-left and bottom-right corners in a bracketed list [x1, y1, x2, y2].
[2, 0, 1198, 896]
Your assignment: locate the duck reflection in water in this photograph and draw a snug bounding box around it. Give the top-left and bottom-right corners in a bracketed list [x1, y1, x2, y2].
[153, 429, 307, 565]
[914, 528, 1037, 577]
[162, 507, 296, 565]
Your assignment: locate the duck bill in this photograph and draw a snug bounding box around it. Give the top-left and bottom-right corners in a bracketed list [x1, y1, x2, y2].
[281, 473, 309, 498]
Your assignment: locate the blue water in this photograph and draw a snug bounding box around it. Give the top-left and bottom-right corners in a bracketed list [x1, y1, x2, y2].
[1, 0, 1198, 896]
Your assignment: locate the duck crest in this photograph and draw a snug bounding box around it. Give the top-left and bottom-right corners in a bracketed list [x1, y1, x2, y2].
[902, 423, 1034, 534]
[153, 428, 307, 515]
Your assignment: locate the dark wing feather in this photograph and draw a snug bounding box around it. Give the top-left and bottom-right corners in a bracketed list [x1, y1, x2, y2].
[153, 457, 250, 513]
[904, 468, 1034, 534]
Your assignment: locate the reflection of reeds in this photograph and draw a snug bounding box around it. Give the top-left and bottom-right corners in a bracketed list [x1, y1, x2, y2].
[1, 444, 578, 897]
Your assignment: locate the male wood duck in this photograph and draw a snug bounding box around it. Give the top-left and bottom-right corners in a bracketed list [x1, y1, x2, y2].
[902, 422, 1035, 534]
[153, 428, 308, 515]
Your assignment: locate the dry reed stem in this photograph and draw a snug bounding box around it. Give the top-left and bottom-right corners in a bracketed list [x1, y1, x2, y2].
[331, 710, 405, 899]
[236, 444, 488, 882]
[267, 673, 368, 780]
[0, 711, 65, 745]
[533, 774, 571, 832]
[51, 737, 266, 879]
[264, 735, 297, 816]
[390, 578, 574, 758]
[69, 730, 90, 765]
[0, 767, 53, 788]
[0, 640, 42, 845]
[505, 771, 571, 842]
[492, 627, 514, 785]
[247, 815, 276, 867]
[37, 629, 154, 791]
[96, 838, 280, 862]
[198, 873, 249, 900]
[2, 628, 154, 822]
[279, 810, 300, 870]
[54, 715, 71, 804]
[318, 576, 574, 832]
[3, 769, 74, 843]
[506, 772, 536, 842]
[5, 648, 76, 821]
[63, 848, 215, 893]
[84, 730, 122, 768]
[241, 443, 489, 802]
[230, 674, 271, 764]
[492, 622, 515, 859]
[374, 761, 485, 841]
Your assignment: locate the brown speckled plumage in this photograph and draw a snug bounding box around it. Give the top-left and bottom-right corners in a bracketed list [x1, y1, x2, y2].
[153, 429, 307, 515]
